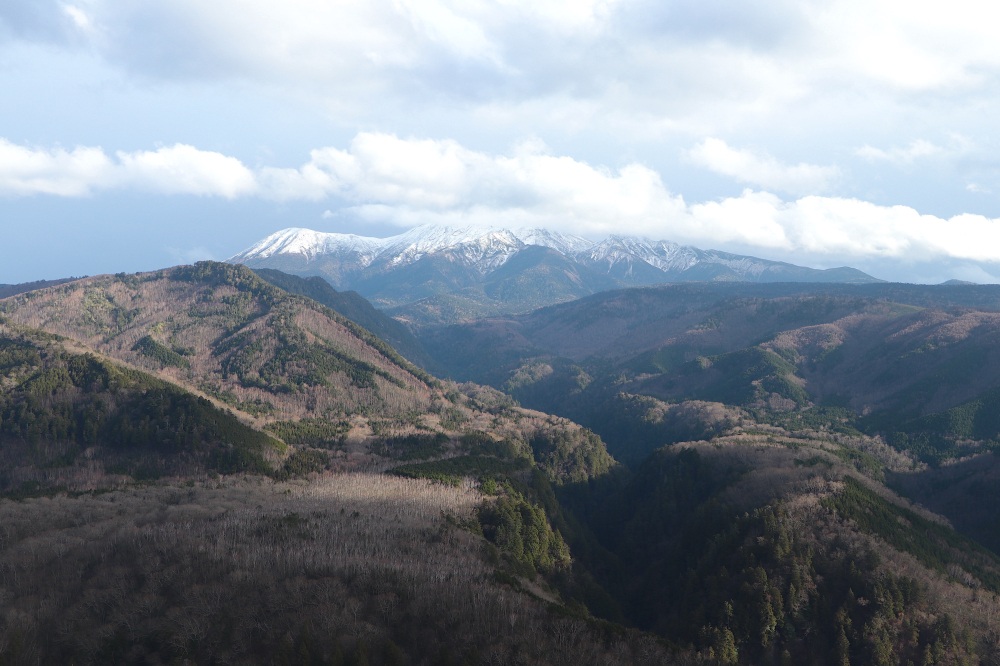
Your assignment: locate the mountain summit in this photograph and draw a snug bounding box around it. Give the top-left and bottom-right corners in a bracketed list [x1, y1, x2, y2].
[231, 225, 592, 276]
[230, 224, 881, 323]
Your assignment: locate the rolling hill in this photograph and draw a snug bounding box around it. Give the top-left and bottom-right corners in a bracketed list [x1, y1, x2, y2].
[0, 262, 613, 484]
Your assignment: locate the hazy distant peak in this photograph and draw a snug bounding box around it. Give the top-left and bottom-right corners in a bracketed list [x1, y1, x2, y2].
[230, 225, 883, 284]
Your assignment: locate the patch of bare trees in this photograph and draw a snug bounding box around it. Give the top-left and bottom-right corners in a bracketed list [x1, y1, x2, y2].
[0, 473, 681, 665]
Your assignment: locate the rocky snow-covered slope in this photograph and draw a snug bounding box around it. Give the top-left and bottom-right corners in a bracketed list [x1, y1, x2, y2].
[232, 225, 592, 275]
[229, 224, 880, 321]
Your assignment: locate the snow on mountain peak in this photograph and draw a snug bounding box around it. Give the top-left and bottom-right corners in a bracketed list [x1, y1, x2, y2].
[513, 228, 593, 254]
[227, 224, 879, 311]
[229, 227, 385, 262]
[232, 224, 600, 273]
[372, 225, 517, 271]
[584, 235, 701, 272]
[230, 224, 805, 281]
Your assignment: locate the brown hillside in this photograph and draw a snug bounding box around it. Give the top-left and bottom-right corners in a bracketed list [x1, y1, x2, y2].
[0, 263, 435, 424]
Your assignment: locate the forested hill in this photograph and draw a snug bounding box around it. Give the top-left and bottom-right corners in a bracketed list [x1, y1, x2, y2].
[0, 324, 285, 493]
[252, 267, 433, 368]
[0, 262, 614, 487]
[0, 262, 439, 425]
[0, 262, 639, 663]
[411, 278, 1000, 662]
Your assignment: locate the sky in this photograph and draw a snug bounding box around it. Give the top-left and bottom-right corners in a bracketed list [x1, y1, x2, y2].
[4, 1, 1000, 284]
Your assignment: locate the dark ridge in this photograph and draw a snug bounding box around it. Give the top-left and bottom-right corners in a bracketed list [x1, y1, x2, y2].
[0, 277, 85, 299]
[252, 267, 433, 369]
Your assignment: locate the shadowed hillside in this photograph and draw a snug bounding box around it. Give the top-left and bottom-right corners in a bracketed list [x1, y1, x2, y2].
[419, 282, 1000, 464]
[253, 267, 434, 368]
[0, 324, 283, 494]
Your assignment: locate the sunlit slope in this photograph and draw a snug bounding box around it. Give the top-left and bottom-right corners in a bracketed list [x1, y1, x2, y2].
[0, 262, 615, 486]
[0, 262, 439, 424]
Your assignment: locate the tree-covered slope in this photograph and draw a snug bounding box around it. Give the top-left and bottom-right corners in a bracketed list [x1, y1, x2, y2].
[0, 474, 677, 665]
[9, 266, 1000, 665]
[0, 324, 284, 494]
[563, 440, 1000, 664]
[420, 282, 1000, 467]
[0, 262, 617, 490]
[252, 267, 433, 368]
[0, 262, 440, 424]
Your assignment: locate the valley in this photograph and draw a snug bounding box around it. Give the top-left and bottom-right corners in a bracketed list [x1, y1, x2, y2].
[3, 256, 1000, 664]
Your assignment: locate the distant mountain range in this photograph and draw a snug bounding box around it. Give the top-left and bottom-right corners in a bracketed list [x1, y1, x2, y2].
[0, 277, 82, 299]
[229, 225, 881, 323]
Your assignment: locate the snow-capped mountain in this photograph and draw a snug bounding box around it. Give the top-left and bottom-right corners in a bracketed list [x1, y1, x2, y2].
[229, 224, 880, 323]
[230, 225, 594, 278]
[233, 227, 385, 262]
[582, 236, 698, 276]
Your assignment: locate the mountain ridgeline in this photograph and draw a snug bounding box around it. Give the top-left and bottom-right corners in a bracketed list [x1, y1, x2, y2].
[251, 267, 433, 368]
[228, 224, 881, 324]
[5, 260, 1000, 664]
[417, 280, 1000, 463]
[0, 276, 83, 299]
[0, 262, 612, 485]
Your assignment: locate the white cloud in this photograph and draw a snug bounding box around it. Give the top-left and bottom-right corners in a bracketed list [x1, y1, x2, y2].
[393, 0, 502, 63]
[0, 140, 254, 198]
[257, 134, 1000, 268]
[810, 0, 1000, 92]
[254, 132, 687, 235]
[6, 2, 1000, 286]
[687, 138, 840, 195]
[856, 139, 944, 164]
[22, 1, 999, 122]
[7, 0, 1000, 185]
[61, 4, 93, 34]
[0, 139, 114, 196]
[116, 145, 256, 198]
[5, 133, 1000, 269]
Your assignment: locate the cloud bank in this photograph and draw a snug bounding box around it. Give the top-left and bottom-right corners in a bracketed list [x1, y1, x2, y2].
[0, 140, 254, 198]
[687, 138, 840, 195]
[4, 133, 1000, 269]
[8, 0, 1000, 141]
